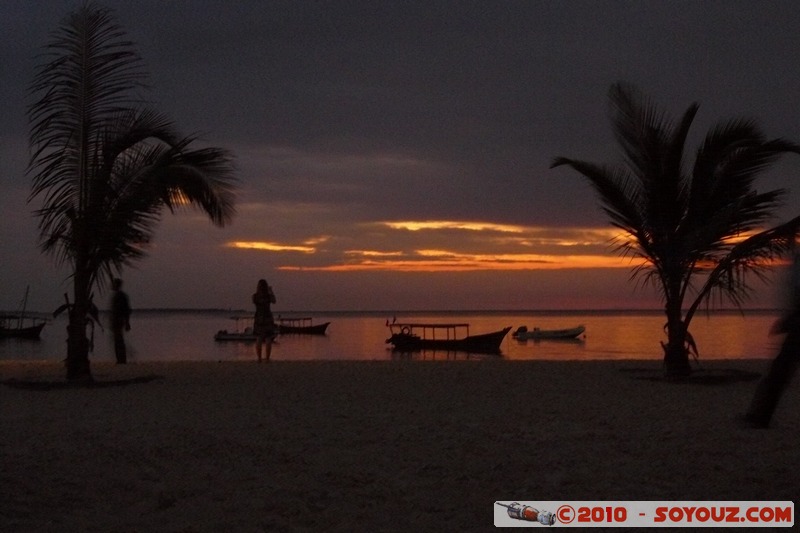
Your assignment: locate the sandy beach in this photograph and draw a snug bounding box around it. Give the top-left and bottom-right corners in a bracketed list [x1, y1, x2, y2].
[1, 359, 797, 531]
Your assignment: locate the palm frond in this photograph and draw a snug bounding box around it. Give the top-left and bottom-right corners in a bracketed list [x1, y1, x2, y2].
[553, 81, 800, 374]
[551, 158, 643, 234]
[687, 216, 800, 317]
[27, 1, 148, 266]
[85, 133, 236, 287]
[608, 82, 668, 183]
[27, 2, 237, 288]
[554, 81, 800, 310]
[28, 3, 146, 171]
[689, 121, 797, 217]
[609, 83, 696, 246]
[156, 148, 237, 225]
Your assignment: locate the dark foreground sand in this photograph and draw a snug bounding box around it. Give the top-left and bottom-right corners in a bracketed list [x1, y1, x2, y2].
[1, 359, 797, 531]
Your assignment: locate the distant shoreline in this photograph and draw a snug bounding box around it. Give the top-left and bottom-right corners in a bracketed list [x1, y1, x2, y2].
[128, 307, 783, 316]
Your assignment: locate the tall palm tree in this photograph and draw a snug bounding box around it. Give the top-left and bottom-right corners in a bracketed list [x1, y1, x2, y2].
[552, 82, 800, 377]
[27, 3, 236, 382]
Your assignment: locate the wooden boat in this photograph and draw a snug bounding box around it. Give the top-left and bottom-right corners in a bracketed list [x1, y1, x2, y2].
[1, 287, 46, 340]
[0, 314, 46, 339]
[386, 322, 512, 354]
[512, 325, 585, 340]
[214, 315, 274, 342]
[277, 317, 330, 335]
[213, 327, 258, 342]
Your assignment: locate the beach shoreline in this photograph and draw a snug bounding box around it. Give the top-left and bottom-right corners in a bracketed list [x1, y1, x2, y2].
[2, 359, 797, 531]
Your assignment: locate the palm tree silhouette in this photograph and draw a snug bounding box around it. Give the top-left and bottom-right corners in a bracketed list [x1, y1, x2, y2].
[27, 3, 236, 382]
[552, 82, 800, 377]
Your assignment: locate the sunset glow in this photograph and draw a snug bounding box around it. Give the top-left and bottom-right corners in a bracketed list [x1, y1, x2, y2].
[381, 221, 628, 245]
[222, 221, 656, 272]
[277, 253, 642, 272]
[382, 220, 528, 233]
[222, 220, 785, 275]
[5, 2, 796, 313]
[223, 221, 643, 272]
[227, 241, 317, 253]
[345, 250, 405, 257]
[166, 188, 191, 206]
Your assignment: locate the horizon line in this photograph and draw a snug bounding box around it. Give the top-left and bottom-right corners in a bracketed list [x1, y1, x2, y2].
[69, 306, 786, 314]
[10, 306, 783, 316]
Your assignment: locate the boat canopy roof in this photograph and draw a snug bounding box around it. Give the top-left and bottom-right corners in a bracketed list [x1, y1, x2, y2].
[388, 322, 472, 339]
[391, 322, 470, 329]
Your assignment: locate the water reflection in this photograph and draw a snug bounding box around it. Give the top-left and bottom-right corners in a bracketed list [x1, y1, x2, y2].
[389, 350, 501, 361]
[0, 310, 782, 362]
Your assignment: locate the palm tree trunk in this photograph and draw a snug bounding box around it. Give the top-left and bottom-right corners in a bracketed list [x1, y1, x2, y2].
[65, 313, 91, 382]
[663, 298, 692, 378]
[65, 260, 93, 383]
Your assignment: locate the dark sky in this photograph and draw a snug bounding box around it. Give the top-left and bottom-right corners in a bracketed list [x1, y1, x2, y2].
[2, 1, 800, 311]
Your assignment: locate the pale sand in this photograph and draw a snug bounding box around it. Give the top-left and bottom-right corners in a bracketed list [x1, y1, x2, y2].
[1, 359, 798, 531]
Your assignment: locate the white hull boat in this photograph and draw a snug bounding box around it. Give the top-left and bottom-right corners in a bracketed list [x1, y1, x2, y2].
[512, 325, 585, 340]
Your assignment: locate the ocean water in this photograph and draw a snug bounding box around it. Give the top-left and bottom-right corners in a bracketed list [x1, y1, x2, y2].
[0, 309, 784, 363]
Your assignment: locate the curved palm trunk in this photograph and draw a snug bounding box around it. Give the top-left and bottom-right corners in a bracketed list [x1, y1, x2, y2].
[663, 285, 692, 378]
[65, 247, 93, 383]
[66, 311, 91, 382]
[663, 322, 692, 377]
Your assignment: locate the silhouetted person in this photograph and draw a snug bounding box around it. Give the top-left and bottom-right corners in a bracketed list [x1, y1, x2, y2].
[253, 279, 276, 362]
[745, 246, 800, 428]
[110, 278, 131, 364]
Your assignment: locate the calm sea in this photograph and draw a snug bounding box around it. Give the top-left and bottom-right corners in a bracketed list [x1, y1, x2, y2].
[0, 309, 784, 363]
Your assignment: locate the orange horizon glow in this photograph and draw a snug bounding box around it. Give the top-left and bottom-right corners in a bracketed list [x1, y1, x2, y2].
[381, 220, 529, 233]
[227, 241, 316, 253]
[379, 220, 627, 241]
[224, 220, 785, 273]
[345, 250, 405, 257]
[276, 251, 646, 272]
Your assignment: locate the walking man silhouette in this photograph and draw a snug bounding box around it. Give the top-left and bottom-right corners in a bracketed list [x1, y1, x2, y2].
[110, 278, 131, 364]
[745, 244, 800, 428]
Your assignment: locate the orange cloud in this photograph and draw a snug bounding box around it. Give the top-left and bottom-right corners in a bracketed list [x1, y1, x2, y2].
[227, 220, 777, 274]
[278, 250, 643, 272]
[381, 220, 528, 233]
[303, 236, 330, 246]
[345, 250, 404, 257]
[379, 220, 628, 247]
[227, 241, 316, 253]
[226, 220, 645, 272]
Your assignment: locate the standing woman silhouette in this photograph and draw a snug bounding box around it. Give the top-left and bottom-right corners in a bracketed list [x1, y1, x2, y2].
[253, 279, 276, 362]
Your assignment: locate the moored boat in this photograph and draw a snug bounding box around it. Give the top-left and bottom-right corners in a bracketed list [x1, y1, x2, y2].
[1, 287, 47, 340]
[213, 327, 258, 342]
[277, 317, 330, 335]
[0, 315, 46, 339]
[214, 315, 274, 342]
[386, 322, 512, 354]
[512, 325, 585, 340]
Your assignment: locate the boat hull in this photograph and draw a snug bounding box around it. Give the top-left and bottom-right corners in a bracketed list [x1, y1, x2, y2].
[214, 331, 258, 342]
[0, 322, 46, 340]
[512, 325, 585, 340]
[214, 325, 278, 342]
[277, 322, 330, 335]
[387, 327, 512, 354]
